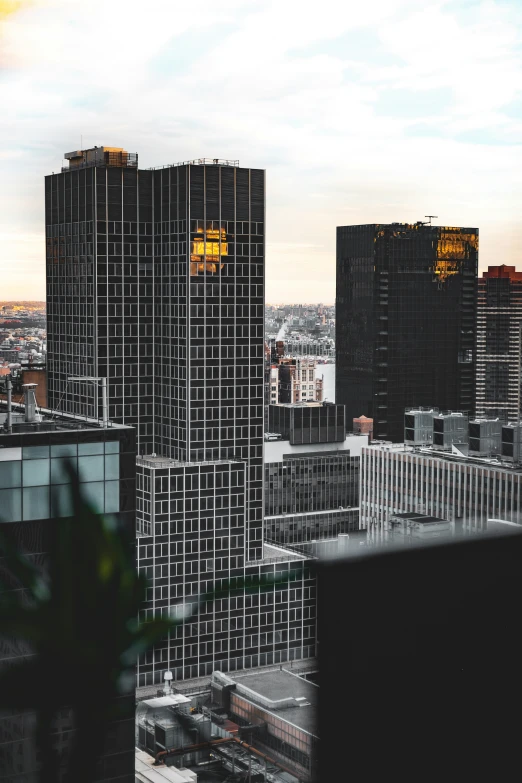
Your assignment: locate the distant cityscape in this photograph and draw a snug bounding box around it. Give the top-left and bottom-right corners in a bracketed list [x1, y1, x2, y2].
[2, 151, 522, 783]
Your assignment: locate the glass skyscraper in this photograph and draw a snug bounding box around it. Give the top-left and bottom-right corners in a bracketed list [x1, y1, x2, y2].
[336, 222, 478, 442]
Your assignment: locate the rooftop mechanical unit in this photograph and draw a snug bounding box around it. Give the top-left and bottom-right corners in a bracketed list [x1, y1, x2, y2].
[469, 419, 502, 456]
[432, 412, 469, 449]
[404, 408, 438, 446]
[501, 422, 522, 462]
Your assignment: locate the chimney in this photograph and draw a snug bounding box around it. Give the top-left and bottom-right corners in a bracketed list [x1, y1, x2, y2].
[22, 383, 38, 423]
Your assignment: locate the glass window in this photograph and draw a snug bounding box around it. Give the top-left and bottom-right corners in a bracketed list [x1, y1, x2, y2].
[104, 455, 119, 481]
[105, 481, 120, 513]
[23, 486, 50, 521]
[0, 461, 21, 489]
[0, 447, 21, 462]
[78, 442, 104, 456]
[80, 481, 104, 513]
[78, 455, 104, 482]
[51, 444, 77, 458]
[22, 459, 50, 487]
[50, 485, 74, 518]
[105, 440, 120, 454]
[51, 457, 78, 485]
[0, 488, 22, 522]
[22, 445, 50, 460]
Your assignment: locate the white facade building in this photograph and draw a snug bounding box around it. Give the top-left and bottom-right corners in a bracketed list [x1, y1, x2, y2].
[361, 443, 522, 534]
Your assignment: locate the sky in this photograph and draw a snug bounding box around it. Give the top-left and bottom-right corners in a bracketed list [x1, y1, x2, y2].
[1, 0, 522, 303]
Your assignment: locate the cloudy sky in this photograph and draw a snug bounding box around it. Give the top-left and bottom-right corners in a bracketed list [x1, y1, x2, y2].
[1, 0, 522, 302]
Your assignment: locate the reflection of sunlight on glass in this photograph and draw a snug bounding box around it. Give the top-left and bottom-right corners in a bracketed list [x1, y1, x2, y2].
[190, 224, 227, 276]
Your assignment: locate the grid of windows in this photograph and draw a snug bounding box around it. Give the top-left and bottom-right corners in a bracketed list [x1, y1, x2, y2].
[0, 421, 136, 783]
[46, 160, 265, 559]
[476, 271, 522, 421]
[336, 224, 478, 442]
[361, 445, 522, 532]
[265, 453, 359, 517]
[135, 459, 316, 685]
[265, 508, 359, 545]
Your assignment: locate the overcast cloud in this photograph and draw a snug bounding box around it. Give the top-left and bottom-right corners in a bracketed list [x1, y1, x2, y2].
[1, 0, 522, 301]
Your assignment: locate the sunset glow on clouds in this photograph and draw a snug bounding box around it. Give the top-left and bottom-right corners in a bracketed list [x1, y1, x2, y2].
[1, 0, 522, 301]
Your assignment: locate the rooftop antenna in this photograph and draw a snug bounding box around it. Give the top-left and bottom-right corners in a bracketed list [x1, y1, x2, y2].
[424, 215, 438, 225]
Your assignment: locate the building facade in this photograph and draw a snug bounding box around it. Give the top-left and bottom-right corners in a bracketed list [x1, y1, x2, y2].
[264, 434, 365, 545]
[476, 265, 522, 421]
[45, 147, 319, 686]
[360, 442, 522, 534]
[135, 456, 316, 685]
[0, 398, 136, 783]
[46, 149, 264, 560]
[336, 223, 478, 442]
[268, 403, 345, 445]
[278, 358, 323, 404]
[211, 669, 318, 782]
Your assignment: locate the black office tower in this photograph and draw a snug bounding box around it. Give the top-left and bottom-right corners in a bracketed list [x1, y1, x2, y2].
[336, 223, 478, 442]
[46, 149, 264, 560]
[476, 265, 522, 421]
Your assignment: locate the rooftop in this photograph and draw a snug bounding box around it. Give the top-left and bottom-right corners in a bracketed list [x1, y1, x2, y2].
[136, 455, 244, 469]
[365, 441, 522, 473]
[62, 146, 138, 172]
[219, 668, 318, 736]
[0, 400, 130, 436]
[265, 433, 368, 463]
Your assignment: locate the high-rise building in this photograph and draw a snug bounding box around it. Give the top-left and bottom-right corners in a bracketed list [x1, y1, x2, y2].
[476, 265, 522, 421]
[336, 222, 478, 442]
[0, 389, 136, 783]
[46, 149, 264, 560]
[46, 149, 316, 686]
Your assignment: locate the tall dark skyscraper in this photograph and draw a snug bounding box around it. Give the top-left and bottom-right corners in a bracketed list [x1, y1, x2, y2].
[46, 148, 316, 684]
[336, 222, 478, 442]
[476, 265, 522, 421]
[46, 148, 264, 560]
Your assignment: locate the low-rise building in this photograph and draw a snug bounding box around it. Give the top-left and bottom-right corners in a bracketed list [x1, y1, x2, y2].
[211, 669, 318, 782]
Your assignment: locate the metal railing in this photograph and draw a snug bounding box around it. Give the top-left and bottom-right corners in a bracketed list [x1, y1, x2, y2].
[148, 158, 239, 170]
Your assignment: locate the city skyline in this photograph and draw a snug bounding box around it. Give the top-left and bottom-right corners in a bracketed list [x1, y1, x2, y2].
[2, 0, 522, 302]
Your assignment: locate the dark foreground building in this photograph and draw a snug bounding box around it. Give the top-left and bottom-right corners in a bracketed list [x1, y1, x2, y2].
[476, 264, 522, 421]
[0, 392, 136, 783]
[336, 222, 478, 442]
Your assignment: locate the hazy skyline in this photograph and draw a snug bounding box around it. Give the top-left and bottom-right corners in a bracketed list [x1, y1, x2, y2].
[2, 0, 522, 302]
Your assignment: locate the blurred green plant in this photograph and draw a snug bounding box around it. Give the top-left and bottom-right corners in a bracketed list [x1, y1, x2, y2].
[0, 461, 304, 782]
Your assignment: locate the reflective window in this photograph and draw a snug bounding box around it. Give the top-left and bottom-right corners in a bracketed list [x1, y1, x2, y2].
[79, 442, 104, 456]
[105, 440, 120, 454]
[51, 444, 77, 458]
[81, 481, 105, 513]
[51, 457, 78, 485]
[22, 445, 50, 460]
[104, 454, 119, 480]
[105, 480, 120, 513]
[0, 461, 21, 489]
[50, 485, 74, 518]
[22, 459, 50, 487]
[23, 486, 50, 521]
[78, 455, 104, 482]
[0, 488, 22, 522]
